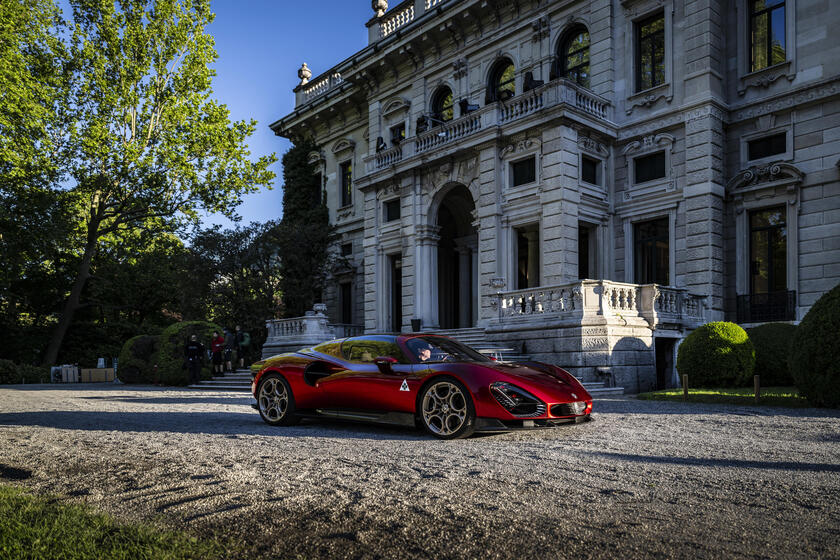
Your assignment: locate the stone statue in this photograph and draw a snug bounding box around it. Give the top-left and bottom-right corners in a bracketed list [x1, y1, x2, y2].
[372, 0, 388, 18]
[298, 62, 312, 86]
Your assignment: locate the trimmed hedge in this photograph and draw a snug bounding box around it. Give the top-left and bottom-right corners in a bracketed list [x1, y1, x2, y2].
[789, 283, 840, 407]
[116, 335, 160, 384]
[677, 322, 755, 387]
[152, 321, 221, 386]
[0, 360, 51, 384]
[746, 323, 796, 386]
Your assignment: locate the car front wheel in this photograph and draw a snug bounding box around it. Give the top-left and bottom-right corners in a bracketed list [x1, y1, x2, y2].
[418, 377, 475, 439]
[257, 373, 300, 426]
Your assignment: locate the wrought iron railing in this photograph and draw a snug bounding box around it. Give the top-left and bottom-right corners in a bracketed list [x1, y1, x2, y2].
[736, 291, 796, 323]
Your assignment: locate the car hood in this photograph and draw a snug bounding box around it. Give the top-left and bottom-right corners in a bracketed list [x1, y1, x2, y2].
[477, 361, 591, 401]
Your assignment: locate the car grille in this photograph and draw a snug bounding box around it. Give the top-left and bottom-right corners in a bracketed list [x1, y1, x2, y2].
[513, 402, 547, 418]
[550, 402, 586, 417]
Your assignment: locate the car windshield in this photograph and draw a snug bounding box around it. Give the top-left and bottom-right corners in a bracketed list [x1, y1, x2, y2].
[405, 336, 492, 364]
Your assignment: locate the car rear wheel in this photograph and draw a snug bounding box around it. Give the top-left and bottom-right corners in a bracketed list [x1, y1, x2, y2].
[257, 373, 300, 426]
[418, 377, 475, 439]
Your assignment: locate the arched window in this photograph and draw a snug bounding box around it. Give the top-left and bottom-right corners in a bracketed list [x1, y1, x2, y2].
[487, 59, 515, 103]
[431, 86, 454, 123]
[560, 26, 590, 89]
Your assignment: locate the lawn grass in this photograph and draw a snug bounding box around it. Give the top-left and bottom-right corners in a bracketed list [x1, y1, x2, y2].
[0, 484, 240, 560]
[637, 386, 810, 407]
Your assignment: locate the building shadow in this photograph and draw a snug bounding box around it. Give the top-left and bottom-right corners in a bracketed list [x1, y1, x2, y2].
[586, 450, 840, 473]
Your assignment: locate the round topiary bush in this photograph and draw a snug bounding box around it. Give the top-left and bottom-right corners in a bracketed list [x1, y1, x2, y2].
[746, 322, 797, 387]
[117, 335, 160, 384]
[789, 283, 840, 407]
[677, 322, 755, 387]
[152, 321, 222, 386]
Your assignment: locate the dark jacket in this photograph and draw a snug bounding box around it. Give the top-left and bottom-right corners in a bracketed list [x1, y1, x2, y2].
[185, 340, 204, 362]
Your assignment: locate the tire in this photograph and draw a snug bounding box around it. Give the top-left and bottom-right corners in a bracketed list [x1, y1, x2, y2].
[256, 373, 300, 426]
[418, 377, 476, 439]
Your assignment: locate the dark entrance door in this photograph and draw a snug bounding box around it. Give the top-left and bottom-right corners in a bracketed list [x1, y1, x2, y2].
[655, 338, 676, 390]
[390, 255, 402, 332]
[436, 185, 476, 329]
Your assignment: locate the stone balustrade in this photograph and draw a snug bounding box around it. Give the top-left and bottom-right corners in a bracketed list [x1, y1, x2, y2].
[362, 79, 612, 173]
[488, 280, 705, 329]
[380, 1, 415, 38]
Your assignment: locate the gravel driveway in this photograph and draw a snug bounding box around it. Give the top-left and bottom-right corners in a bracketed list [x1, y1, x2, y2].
[0, 384, 838, 559]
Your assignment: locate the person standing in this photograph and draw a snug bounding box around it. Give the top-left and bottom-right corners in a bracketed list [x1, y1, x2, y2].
[210, 331, 224, 376]
[235, 325, 250, 369]
[223, 327, 235, 373]
[184, 334, 204, 385]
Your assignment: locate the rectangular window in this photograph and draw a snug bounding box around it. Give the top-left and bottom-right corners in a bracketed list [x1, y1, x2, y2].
[511, 156, 536, 187]
[389, 255, 402, 332]
[340, 161, 352, 207]
[634, 151, 666, 184]
[634, 218, 669, 285]
[581, 155, 599, 185]
[636, 12, 665, 92]
[340, 282, 353, 324]
[747, 132, 786, 161]
[750, 0, 786, 72]
[384, 199, 401, 222]
[578, 225, 590, 279]
[515, 224, 540, 289]
[340, 243, 353, 257]
[390, 123, 405, 145]
[750, 207, 787, 294]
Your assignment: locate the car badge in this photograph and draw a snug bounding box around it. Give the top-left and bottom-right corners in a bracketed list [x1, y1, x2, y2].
[571, 393, 578, 399]
[400, 379, 410, 392]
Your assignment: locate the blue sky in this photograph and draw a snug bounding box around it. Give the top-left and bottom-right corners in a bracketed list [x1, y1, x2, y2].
[204, 1, 371, 228]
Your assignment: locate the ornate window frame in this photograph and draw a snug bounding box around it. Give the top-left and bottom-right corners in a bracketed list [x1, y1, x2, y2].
[736, 0, 797, 96]
[740, 119, 793, 167]
[727, 162, 804, 309]
[623, 208, 677, 286]
[621, 133, 676, 201]
[577, 135, 609, 199]
[499, 137, 542, 199]
[623, 0, 674, 115]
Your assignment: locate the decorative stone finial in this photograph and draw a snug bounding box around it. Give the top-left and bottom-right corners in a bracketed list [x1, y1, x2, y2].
[372, 0, 388, 17]
[313, 303, 327, 315]
[297, 62, 312, 86]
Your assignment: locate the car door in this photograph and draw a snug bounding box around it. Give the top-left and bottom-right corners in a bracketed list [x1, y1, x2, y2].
[321, 337, 416, 412]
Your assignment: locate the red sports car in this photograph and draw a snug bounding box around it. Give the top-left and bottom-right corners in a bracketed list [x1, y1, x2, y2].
[251, 334, 592, 439]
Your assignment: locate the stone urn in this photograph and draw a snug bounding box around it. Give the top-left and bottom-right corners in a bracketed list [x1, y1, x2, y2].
[372, 0, 388, 18]
[298, 62, 312, 86]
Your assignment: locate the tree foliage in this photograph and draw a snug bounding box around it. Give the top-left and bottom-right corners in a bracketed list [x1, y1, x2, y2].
[789, 283, 840, 407]
[276, 140, 333, 317]
[0, 0, 278, 365]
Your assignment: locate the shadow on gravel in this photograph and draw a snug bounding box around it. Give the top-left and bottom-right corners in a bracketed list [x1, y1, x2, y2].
[80, 396, 252, 406]
[587, 451, 840, 473]
[0, 411, 428, 440]
[592, 397, 840, 419]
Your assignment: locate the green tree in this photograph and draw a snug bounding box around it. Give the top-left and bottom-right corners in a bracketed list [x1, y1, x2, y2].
[276, 140, 333, 317]
[187, 220, 284, 348]
[37, 0, 276, 365]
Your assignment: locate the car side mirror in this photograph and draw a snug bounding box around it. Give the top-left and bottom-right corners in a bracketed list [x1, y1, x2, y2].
[374, 356, 398, 374]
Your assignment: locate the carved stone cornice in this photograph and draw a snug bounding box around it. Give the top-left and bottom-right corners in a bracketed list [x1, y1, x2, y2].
[499, 137, 540, 158]
[727, 161, 805, 193]
[737, 61, 794, 97]
[732, 77, 840, 122]
[578, 136, 609, 158]
[331, 138, 356, 154]
[376, 181, 401, 200]
[382, 97, 411, 118]
[621, 133, 675, 156]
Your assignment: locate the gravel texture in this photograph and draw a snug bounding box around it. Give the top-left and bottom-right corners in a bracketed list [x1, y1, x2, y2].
[0, 384, 838, 559]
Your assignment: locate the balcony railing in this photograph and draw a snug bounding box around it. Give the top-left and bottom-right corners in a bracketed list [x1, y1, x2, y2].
[370, 0, 453, 43]
[364, 79, 612, 174]
[736, 291, 796, 323]
[488, 280, 706, 329]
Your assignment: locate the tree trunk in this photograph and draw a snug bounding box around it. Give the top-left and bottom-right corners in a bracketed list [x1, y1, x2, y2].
[41, 224, 99, 366]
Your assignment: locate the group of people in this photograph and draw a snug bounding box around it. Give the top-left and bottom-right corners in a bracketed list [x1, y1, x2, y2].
[183, 326, 251, 384]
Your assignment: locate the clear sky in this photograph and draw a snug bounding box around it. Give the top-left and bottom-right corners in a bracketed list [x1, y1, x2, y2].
[203, 0, 371, 228]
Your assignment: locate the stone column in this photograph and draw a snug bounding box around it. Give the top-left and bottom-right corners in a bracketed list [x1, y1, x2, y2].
[454, 242, 472, 328]
[414, 224, 441, 329]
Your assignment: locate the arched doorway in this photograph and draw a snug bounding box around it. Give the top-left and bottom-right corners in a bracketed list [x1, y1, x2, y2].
[435, 185, 477, 329]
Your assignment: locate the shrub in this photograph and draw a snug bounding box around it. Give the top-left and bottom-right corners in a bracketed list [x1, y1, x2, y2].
[677, 322, 755, 387]
[0, 360, 51, 384]
[117, 335, 160, 384]
[152, 321, 221, 386]
[746, 323, 797, 386]
[789, 283, 840, 407]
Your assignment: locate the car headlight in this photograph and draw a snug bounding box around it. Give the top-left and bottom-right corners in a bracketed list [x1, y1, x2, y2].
[490, 382, 546, 418]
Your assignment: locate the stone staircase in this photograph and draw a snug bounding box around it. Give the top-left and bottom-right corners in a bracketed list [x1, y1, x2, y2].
[188, 370, 252, 391]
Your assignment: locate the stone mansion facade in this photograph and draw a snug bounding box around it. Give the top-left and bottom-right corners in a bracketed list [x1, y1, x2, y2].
[268, 0, 840, 392]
